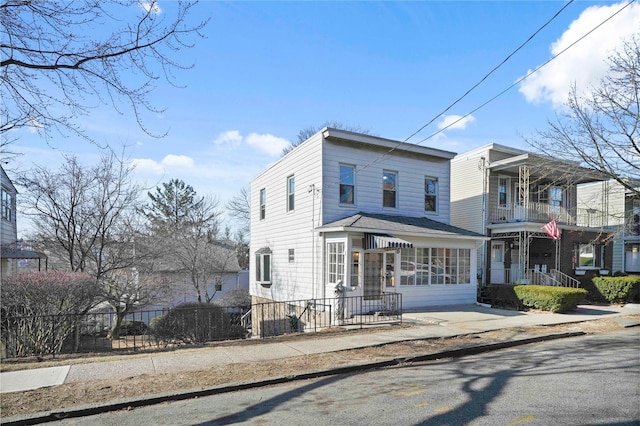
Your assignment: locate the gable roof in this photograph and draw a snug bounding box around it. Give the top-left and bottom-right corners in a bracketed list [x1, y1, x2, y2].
[316, 212, 487, 240]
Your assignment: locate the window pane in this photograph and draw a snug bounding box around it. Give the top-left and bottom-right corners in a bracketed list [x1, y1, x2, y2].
[339, 165, 355, 204]
[287, 176, 295, 211]
[351, 251, 360, 286]
[383, 171, 396, 208]
[425, 178, 437, 212]
[264, 254, 271, 281]
[255, 254, 261, 281]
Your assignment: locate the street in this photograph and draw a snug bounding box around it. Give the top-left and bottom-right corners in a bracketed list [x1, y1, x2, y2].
[52, 328, 640, 426]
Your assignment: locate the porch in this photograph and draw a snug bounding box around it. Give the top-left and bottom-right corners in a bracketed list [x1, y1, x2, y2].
[488, 203, 609, 227]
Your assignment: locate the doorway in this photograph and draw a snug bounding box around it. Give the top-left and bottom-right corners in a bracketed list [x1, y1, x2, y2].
[490, 241, 505, 283]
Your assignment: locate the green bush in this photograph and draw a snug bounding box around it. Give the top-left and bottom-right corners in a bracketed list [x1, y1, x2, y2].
[119, 320, 149, 336]
[592, 276, 640, 304]
[480, 285, 526, 310]
[513, 285, 587, 313]
[151, 303, 243, 345]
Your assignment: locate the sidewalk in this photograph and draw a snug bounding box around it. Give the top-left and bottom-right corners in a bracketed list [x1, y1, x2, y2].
[2, 303, 639, 395]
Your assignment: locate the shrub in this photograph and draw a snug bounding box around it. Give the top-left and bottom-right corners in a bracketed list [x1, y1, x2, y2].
[591, 276, 640, 304]
[480, 285, 525, 310]
[513, 285, 587, 313]
[119, 320, 149, 336]
[151, 303, 243, 345]
[1, 271, 100, 357]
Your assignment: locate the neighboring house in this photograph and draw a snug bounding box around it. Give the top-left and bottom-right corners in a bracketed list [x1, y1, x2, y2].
[1, 165, 45, 277]
[250, 128, 487, 312]
[577, 180, 640, 274]
[450, 143, 614, 286]
[148, 240, 248, 309]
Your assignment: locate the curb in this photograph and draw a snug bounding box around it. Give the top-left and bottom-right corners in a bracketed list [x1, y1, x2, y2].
[1, 331, 585, 426]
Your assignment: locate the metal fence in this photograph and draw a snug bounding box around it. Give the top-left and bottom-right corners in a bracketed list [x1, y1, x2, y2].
[1, 306, 249, 359]
[1, 293, 402, 358]
[253, 293, 402, 338]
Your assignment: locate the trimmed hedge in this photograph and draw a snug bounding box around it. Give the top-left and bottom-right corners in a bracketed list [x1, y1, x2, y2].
[591, 276, 640, 304]
[513, 285, 587, 313]
[480, 285, 525, 310]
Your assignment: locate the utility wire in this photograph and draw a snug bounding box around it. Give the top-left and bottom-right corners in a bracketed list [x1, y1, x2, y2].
[403, 0, 575, 144]
[414, 0, 636, 146]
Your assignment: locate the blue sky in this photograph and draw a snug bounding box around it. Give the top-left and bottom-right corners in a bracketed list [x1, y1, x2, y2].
[8, 0, 640, 236]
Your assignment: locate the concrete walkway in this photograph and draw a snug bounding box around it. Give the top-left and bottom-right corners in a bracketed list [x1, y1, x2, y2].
[2, 303, 639, 394]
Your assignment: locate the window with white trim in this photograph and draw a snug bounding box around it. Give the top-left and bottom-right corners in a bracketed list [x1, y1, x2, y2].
[339, 164, 355, 205]
[383, 171, 397, 208]
[327, 242, 345, 284]
[498, 177, 510, 208]
[350, 251, 361, 286]
[399, 247, 471, 285]
[425, 177, 438, 212]
[287, 175, 295, 212]
[575, 243, 603, 269]
[255, 248, 271, 284]
[259, 188, 266, 220]
[1, 188, 13, 221]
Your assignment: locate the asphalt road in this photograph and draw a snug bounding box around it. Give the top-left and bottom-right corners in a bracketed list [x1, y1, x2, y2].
[52, 328, 640, 426]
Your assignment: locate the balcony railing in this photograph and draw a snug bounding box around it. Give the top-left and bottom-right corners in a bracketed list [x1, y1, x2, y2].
[489, 202, 610, 227]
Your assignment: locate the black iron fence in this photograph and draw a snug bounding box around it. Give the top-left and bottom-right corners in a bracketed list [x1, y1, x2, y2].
[1, 293, 402, 358]
[253, 292, 402, 338]
[1, 305, 249, 359]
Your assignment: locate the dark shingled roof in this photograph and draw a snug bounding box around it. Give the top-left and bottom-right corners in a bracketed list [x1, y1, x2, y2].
[317, 212, 484, 238]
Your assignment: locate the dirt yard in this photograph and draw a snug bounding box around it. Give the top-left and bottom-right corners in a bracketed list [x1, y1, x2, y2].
[1, 316, 637, 419]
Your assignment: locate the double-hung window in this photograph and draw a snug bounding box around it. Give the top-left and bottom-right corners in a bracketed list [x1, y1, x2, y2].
[383, 171, 397, 208]
[339, 164, 355, 205]
[287, 175, 295, 212]
[425, 177, 438, 212]
[1, 188, 12, 221]
[259, 188, 266, 220]
[255, 248, 272, 284]
[498, 177, 509, 208]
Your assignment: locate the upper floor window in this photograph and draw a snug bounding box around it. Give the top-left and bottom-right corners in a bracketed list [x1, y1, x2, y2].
[425, 177, 438, 212]
[339, 164, 355, 205]
[287, 175, 295, 212]
[550, 186, 563, 212]
[498, 177, 510, 208]
[383, 171, 397, 208]
[1, 188, 13, 221]
[259, 188, 266, 220]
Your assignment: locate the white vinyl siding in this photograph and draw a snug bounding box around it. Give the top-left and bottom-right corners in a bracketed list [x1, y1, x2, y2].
[322, 141, 451, 224]
[250, 132, 324, 301]
[450, 154, 485, 234]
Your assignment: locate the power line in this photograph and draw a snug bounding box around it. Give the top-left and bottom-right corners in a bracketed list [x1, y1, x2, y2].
[403, 0, 575, 144]
[414, 0, 636, 146]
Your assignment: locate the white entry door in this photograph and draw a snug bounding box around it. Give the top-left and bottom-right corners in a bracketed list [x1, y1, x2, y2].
[490, 241, 505, 283]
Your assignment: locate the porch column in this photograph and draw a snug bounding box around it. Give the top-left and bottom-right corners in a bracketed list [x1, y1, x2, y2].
[518, 165, 530, 215]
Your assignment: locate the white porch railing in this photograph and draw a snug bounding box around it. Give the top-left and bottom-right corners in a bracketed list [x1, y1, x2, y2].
[489, 203, 609, 227]
[493, 268, 580, 288]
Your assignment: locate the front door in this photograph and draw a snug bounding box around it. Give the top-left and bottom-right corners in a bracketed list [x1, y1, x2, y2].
[490, 241, 505, 283]
[364, 252, 383, 300]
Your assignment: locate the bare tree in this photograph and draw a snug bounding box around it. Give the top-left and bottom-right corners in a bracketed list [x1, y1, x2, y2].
[226, 187, 250, 234]
[1, 0, 208, 153]
[18, 151, 142, 279]
[526, 35, 640, 197]
[17, 150, 169, 338]
[281, 121, 373, 156]
[143, 179, 224, 302]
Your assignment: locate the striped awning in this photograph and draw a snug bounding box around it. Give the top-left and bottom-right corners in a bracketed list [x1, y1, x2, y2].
[365, 233, 413, 250]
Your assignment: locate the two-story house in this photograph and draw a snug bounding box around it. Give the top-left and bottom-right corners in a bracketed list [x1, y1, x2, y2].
[451, 143, 613, 286]
[250, 128, 486, 313]
[577, 179, 640, 274]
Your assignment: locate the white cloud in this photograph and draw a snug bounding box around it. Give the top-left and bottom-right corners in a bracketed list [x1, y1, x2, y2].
[161, 154, 194, 168]
[131, 154, 194, 174]
[437, 115, 476, 131]
[519, 1, 640, 108]
[214, 130, 242, 146]
[245, 133, 291, 156]
[131, 158, 164, 174]
[140, 1, 162, 14]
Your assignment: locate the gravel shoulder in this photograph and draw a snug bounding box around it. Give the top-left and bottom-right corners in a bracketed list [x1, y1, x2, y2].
[2, 316, 638, 418]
